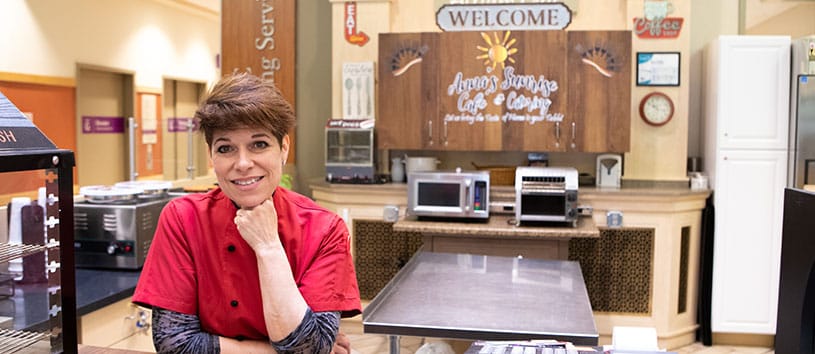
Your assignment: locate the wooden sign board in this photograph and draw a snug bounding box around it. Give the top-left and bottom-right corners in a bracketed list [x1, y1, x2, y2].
[377, 30, 631, 153]
[436, 3, 572, 32]
[221, 0, 296, 161]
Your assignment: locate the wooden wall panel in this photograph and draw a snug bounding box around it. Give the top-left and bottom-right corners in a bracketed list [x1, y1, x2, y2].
[0, 82, 76, 200]
[221, 0, 297, 163]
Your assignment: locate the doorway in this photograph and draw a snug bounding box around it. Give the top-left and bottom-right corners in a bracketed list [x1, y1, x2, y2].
[76, 67, 134, 186]
[162, 79, 207, 181]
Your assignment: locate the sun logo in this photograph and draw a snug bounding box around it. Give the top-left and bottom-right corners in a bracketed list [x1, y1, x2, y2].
[476, 31, 518, 72]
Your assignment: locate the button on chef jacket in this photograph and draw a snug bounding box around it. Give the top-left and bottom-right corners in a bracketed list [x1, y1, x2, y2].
[133, 187, 362, 340]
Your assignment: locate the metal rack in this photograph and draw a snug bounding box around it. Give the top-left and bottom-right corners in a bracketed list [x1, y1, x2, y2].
[0, 91, 77, 353]
[0, 329, 50, 353]
[0, 244, 48, 265]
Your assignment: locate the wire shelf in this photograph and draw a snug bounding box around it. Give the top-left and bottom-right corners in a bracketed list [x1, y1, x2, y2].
[0, 328, 49, 353]
[0, 244, 47, 265]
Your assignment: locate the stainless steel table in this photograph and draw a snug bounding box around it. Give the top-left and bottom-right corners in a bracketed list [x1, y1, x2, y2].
[362, 251, 598, 353]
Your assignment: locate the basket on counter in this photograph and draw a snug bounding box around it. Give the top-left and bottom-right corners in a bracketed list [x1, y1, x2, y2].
[471, 162, 517, 186]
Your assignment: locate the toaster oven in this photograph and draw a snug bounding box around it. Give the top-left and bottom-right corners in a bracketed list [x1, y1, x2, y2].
[515, 166, 579, 226]
[407, 169, 490, 220]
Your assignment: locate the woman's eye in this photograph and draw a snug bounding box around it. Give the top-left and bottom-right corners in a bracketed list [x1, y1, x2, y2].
[216, 145, 234, 154]
[252, 141, 270, 150]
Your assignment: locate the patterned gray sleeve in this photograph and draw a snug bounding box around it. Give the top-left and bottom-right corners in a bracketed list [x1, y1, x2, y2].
[271, 308, 341, 354]
[152, 306, 221, 354]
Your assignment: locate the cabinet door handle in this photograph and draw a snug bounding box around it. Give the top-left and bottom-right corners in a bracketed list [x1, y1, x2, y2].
[443, 120, 449, 147]
[570, 121, 577, 149]
[427, 120, 433, 146]
[555, 121, 561, 148]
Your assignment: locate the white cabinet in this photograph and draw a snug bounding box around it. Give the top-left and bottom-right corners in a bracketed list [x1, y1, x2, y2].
[704, 35, 790, 335]
[710, 36, 791, 151]
[710, 150, 787, 333]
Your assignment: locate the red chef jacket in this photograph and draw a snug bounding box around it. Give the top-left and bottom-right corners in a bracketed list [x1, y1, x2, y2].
[133, 187, 361, 340]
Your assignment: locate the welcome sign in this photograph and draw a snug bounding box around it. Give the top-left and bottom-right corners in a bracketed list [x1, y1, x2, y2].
[436, 3, 572, 31]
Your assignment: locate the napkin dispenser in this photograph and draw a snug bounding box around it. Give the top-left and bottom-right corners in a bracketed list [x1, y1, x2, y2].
[596, 154, 622, 188]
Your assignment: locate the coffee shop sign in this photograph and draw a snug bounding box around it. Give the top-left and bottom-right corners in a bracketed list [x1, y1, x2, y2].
[632, 16, 684, 39]
[436, 3, 572, 32]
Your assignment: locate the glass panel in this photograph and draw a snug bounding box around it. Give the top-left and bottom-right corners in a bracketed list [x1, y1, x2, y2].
[0, 167, 67, 352]
[325, 130, 372, 164]
[417, 183, 460, 207]
[520, 195, 565, 216]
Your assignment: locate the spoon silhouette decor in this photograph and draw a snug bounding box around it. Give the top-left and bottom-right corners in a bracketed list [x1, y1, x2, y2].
[344, 78, 353, 116]
[356, 77, 362, 116]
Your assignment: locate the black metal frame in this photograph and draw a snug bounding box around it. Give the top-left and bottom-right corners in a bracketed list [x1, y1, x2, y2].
[0, 148, 77, 354]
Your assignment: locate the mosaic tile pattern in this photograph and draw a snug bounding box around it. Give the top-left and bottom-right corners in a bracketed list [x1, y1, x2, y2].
[569, 227, 654, 314]
[353, 220, 424, 299]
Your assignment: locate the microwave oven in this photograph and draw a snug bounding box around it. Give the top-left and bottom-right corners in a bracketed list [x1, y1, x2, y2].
[407, 169, 490, 220]
[515, 166, 579, 226]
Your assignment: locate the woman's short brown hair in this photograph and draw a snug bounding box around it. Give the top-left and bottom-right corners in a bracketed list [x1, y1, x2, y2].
[195, 73, 296, 147]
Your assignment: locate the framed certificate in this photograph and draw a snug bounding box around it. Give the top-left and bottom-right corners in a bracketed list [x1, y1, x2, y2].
[636, 52, 680, 86]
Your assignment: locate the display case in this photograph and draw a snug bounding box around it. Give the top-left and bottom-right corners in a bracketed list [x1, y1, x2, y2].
[324, 119, 378, 183]
[0, 91, 77, 353]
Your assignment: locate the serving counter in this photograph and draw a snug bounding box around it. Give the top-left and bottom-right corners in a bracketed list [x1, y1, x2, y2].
[393, 215, 598, 260]
[310, 179, 711, 349]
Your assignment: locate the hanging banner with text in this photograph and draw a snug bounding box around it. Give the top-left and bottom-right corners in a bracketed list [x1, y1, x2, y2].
[221, 0, 296, 162]
[221, 0, 296, 107]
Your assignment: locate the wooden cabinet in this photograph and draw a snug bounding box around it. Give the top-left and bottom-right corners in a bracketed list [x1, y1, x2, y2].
[481, 30, 569, 152]
[437, 31, 502, 150]
[567, 30, 632, 152]
[377, 30, 630, 153]
[377, 32, 438, 150]
[704, 35, 790, 335]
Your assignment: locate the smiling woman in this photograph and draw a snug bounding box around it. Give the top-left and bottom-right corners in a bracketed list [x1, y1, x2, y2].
[132, 73, 361, 354]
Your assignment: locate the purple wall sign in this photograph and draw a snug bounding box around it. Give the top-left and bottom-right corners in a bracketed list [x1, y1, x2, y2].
[168, 117, 199, 132]
[82, 116, 125, 134]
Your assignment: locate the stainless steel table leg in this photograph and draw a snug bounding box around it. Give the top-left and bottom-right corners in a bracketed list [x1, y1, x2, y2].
[388, 335, 400, 354]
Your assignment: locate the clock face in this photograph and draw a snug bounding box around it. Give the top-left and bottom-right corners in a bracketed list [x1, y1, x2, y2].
[639, 92, 674, 126]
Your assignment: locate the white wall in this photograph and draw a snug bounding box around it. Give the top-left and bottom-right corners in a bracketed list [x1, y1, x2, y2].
[0, 0, 220, 89]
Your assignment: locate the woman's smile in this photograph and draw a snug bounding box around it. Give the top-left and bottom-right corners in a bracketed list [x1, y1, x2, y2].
[233, 176, 264, 186]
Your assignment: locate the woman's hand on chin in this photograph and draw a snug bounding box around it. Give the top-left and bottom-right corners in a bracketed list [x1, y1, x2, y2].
[233, 198, 282, 251]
